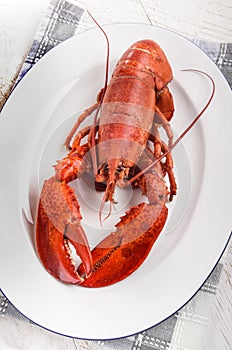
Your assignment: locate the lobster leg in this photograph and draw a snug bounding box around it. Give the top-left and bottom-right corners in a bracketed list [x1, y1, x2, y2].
[154, 108, 173, 148]
[149, 127, 177, 200]
[160, 139, 177, 200]
[152, 87, 174, 149]
[65, 102, 99, 149]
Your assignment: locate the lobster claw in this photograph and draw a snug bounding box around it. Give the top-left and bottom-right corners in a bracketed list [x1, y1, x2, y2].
[78, 202, 168, 287]
[36, 177, 93, 284]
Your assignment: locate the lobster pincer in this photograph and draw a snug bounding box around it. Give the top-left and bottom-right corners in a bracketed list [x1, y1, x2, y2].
[78, 156, 169, 287]
[36, 143, 93, 284]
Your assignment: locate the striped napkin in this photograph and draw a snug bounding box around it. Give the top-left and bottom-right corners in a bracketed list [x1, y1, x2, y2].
[1, 1, 231, 349]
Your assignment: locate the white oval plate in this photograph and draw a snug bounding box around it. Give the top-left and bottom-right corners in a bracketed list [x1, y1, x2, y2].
[0, 24, 231, 340]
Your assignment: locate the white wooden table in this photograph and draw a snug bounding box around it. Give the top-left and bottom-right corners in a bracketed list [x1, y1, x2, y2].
[0, 1, 231, 349]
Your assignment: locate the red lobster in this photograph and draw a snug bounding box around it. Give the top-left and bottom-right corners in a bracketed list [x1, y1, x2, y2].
[36, 20, 215, 287]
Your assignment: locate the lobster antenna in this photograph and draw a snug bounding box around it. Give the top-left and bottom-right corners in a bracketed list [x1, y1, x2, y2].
[87, 11, 110, 95]
[128, 70, 215, 184]
[87, 11, 110, 175]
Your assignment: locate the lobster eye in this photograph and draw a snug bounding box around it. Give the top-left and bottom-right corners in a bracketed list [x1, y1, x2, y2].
[103, 163, 109, 171]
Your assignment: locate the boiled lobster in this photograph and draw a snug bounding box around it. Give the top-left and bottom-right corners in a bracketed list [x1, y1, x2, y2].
[36, 19, 215, 287]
